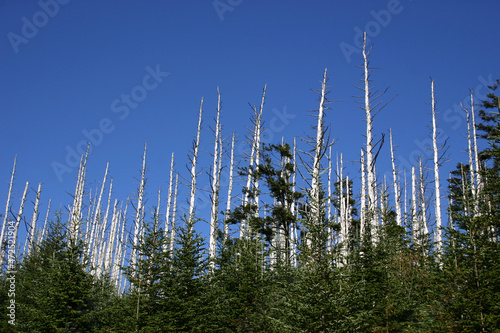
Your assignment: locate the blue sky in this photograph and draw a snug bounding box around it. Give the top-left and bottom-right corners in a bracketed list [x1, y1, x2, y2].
[0, 0, 499, 241]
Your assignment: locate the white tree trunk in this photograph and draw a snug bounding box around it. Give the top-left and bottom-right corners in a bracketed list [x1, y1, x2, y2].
[431, 80, 442, 254]
[97, 178, 113, 275]
[470, 91, 482, 190]
[362, 33, 377, 241]
[209, 88, 223, 262]
[104, 199, 119, 272]
[310, 69, 328, 228]
[38, 199, 51, 246]
[188, 99, 204, 229]
[360, 149, 366, 240]
[164, 152, 174, 251]
[389, 129, 402, 226]
[419, 158, 429, 238]
[69, 147, 88, 242]
[14, 182, 29, 257]
[26, 183, 42, 256]
[241, 85, 267, 236]
[411, 167, 418, 242]
[131, 145, 147, 269]
[224, 132, 235, 243]
[170, 173, 179, 252]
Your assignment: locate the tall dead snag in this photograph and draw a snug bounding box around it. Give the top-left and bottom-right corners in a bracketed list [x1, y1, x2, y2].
[430, 79, 444, 255]
[170, 173, 179, 252]
[224, 132, 236, 243]
[131, 144, 147, 270]
[411, 167, 418, 243]
[69, 145, 89, 242]
[358, 32, 390, 242]
[0, 156, 16, 266]
[298, 68, 332, 254]
[209, 88, 223, 262]
[164, 152, 175, 252]
[362, 33, 376, 240]
[470, 91, 482, 190]
[389, 129, 402, 226]
[96, 178, 113, 275]
[241, 85, 266, 237]
[187, 99, 204, 231]
[360, 149, 366, 239]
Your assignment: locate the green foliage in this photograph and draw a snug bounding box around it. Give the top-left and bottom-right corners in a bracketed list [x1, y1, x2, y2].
[13, 216, 118, 332]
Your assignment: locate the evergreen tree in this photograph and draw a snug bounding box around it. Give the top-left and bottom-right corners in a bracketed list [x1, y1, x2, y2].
[441, 80, 500, 331]
[15, 216, 107, 332]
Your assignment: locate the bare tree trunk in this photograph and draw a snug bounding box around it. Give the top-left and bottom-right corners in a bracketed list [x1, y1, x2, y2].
[170, 173, 179, 252]
[97, 178, 113, 275]
[224, 132, 235, 243]
[38, 199, 51, 246]
[0, 156, 16, 266]
[389, 129, 402, 226]
[164, 153, 174, 251]
[104, 199, 119, 272]
[14, 182, 29, 257]
[26, 183, 42, 256]
[470, 91, 482, 190]
[310, 70, 328, 228]
[188, 99, 204, 230]
[430, 79, 442, 255]
[360, 149, 366, 240]
[362, 33, 377, 241]
[327, 146, 333, 252]
[241, 85, 266, 236]
[411, 167, 418, 243]
[132, 145, 147, 270]
[69, 146, 89, 242]
[291, 137, 298, 266]
[418, 158, 429, 241]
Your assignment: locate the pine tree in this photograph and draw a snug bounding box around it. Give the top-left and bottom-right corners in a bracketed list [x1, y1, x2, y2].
[15, 215, 109, 332]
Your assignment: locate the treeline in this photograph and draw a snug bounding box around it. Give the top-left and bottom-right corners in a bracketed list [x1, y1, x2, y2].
[0, 41, 499, 331]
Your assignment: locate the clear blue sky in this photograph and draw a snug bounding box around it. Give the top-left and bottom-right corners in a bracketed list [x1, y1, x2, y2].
[0, 0, 499, 240]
